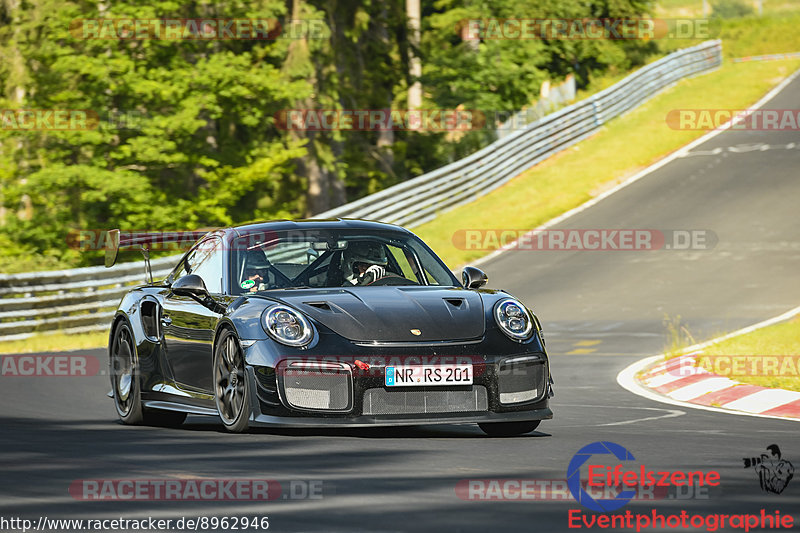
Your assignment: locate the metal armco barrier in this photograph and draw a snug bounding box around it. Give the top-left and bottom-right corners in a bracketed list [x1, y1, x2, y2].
[0, 257, 176, 340]
[316, 40, 722, 227]
[0, 40, 722, 341]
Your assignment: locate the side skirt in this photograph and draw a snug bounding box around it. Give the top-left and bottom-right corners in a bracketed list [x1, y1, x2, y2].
[142, 400, 218, 417]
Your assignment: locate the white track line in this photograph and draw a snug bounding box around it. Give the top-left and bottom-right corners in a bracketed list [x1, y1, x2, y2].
[670, 304, 800, 356]
[615, 67, 800, 420]
[473, 66, 800, 269]
[484, 65, 800, 420]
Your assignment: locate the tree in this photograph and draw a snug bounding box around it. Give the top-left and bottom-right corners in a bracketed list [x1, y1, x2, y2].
[0, 0, 658, 271]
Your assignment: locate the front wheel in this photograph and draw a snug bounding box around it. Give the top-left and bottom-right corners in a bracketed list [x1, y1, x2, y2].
[478, 420, 540, 437]
[213, 330, 250, 433]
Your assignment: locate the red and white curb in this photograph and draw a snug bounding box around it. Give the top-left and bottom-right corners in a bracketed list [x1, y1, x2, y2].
[638, 354, 800, 420]
[617, 305, 800, 422]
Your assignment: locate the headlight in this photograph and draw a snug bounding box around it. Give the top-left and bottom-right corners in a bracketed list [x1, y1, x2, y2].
[262, 306, 313, 347]
[494, 298, 534, 341]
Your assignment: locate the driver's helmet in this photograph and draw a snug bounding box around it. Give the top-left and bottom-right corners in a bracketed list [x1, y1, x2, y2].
[243, 248, 271, 281]
[343, 241, 388, 278]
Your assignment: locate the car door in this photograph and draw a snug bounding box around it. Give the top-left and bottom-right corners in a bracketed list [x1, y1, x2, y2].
[162, 237, 225, 393]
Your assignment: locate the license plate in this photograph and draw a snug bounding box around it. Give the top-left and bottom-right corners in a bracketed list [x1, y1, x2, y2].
[385, 364, 473, 386]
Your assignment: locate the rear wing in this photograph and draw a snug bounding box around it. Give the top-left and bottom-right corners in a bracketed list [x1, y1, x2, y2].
[104, 229, 209, 282]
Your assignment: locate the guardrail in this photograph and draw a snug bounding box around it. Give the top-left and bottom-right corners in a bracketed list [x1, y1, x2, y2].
[0, 40, 722, 341]
[496, 75, 576, 139]
[0, 257, 176, 341]
[316, 40, 722, 227]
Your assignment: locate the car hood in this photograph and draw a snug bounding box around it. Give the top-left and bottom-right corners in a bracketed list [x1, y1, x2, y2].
[274, 286, 485, 342]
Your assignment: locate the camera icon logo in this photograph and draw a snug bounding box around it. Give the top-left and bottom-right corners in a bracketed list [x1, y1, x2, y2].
[743, 444, 794, 494]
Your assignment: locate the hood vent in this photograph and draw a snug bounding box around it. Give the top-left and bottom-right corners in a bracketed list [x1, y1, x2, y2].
[303, 301, 332, 311]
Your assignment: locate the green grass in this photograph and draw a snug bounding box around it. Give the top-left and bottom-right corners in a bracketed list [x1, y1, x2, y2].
[663, 315, 701, 359]
[655, 0, 799, 18]
[0, 331, 108, 355]
[699, 316, 800, 391]
[716, 12, 800, 58]
[416, 58, 800, 269]
[654, 10, 800, 58]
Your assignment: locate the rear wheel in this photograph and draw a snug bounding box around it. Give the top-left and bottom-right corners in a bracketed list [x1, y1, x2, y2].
[111, 322, 143, 425]
[478, 420, 540, 437]
[214, 330, 250, 433]
[110, 321, 186, 427]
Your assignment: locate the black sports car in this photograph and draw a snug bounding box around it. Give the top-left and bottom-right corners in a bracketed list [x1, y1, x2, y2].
[105, 219, 553, 436]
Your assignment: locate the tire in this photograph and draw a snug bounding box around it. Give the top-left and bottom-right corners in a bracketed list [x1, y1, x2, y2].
[213, 330, 250, 433]
[478, 420, 540, 437]
[110, 321, 187, 428]
[111, 322, 144, 425]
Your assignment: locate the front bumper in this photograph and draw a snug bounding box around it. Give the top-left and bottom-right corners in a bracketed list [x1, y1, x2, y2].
[244, 352, 553, 428]
[248, 405, 553, 428]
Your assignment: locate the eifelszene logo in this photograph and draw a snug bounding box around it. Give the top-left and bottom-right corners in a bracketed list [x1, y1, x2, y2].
[567, 441, 637, 511]
[566, 441, 795, 531]
[743, 445, 794, 494]
[567, 441, 721, 512]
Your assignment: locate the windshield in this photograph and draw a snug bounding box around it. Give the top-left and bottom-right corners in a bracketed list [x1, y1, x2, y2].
[230, 229, 458, 293]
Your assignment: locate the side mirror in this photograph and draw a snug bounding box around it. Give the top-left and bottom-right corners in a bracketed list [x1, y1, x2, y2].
[462, 266, 488, 289]
[172, 274, 209, 299]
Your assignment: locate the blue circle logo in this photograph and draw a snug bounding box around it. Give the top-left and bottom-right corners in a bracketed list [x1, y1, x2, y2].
[567, 441, 637, 512]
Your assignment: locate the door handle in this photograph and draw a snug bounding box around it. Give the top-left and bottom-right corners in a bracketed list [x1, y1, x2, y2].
[161, 316, 172, 327]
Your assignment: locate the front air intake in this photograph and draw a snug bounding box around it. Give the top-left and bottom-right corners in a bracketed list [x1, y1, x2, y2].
[362, 386, 488, 415]
[280, 361, 352, 411]
[497, 355, 547, 404]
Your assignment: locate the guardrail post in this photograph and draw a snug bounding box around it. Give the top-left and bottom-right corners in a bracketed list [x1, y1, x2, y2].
[591, 95, 603, 127]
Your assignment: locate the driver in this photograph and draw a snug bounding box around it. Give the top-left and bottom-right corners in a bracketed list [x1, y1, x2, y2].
[343, 241, 389, 286]
[241, 249, 271, 292]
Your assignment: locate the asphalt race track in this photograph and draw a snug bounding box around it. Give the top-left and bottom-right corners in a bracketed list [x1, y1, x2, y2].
[2, 74, 799, 532]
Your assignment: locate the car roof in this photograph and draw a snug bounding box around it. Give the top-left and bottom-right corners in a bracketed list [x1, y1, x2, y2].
[228, 218, 413, 238]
